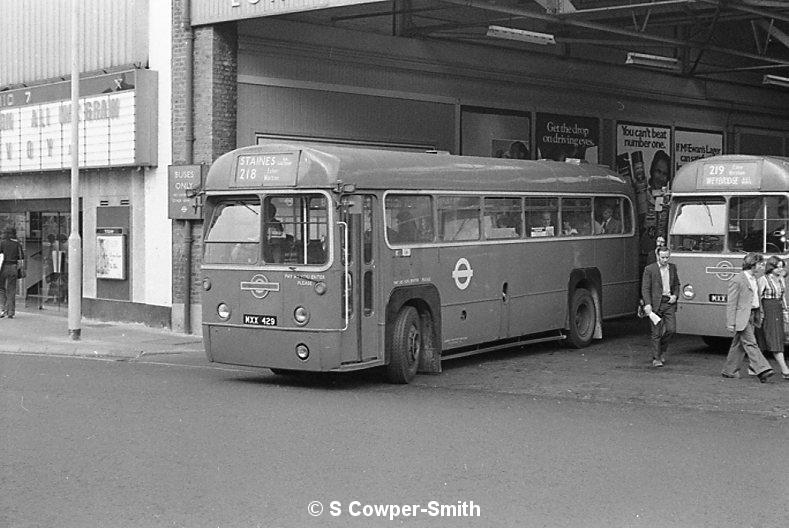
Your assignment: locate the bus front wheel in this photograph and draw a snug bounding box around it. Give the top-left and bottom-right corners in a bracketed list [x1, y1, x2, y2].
[568, 288, 596, 348]
[386, 306, 422, 384]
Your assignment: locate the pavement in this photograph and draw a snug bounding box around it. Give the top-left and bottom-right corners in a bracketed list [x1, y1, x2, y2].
[0, 304, 204, 359]
[1, 304, 787, 419]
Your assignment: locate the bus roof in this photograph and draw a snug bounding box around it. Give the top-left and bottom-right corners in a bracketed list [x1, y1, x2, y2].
[204, 144, 631, 195]
[672, 154, 789, 193]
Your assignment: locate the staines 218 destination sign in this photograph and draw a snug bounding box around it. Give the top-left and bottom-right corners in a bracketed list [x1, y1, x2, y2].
[233, 152, 299, 187]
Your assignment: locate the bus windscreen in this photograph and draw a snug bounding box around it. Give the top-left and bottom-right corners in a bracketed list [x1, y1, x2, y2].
[669, 198, 726, 252]
[203, 199, 261, 264]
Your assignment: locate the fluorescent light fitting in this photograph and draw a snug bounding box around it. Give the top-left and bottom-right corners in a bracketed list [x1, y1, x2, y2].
[487, 25, 556, 45]
[625, 52, 680, 72]
[762, 74, 789, 88]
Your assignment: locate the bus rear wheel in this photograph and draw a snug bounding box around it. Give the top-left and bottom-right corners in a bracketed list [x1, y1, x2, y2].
[568, 288, 596, 348]
[386, 306, 422, 384]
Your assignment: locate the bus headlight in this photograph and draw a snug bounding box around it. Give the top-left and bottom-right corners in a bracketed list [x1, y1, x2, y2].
[294, 306, 310, 325]
[202, 277, 212, 291]
[314, 281, 327, 295]
[296, 343, 310, 360]
[217, 303, 231, 320]
[683, 285, 695, 299]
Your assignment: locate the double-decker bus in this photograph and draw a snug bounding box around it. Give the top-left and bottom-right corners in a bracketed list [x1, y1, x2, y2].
[200, 144, 638, 382]
[668, 155, 789, 345]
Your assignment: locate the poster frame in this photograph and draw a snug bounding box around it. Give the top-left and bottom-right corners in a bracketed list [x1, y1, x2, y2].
[95, 232, 126, 281]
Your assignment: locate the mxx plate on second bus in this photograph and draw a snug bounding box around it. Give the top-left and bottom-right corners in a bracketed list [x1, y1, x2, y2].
[243, 314, 278, 326]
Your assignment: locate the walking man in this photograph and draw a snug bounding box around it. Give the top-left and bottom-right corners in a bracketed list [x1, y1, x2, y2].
[642, 246, 679, 367]
[721, 252, 775, 383]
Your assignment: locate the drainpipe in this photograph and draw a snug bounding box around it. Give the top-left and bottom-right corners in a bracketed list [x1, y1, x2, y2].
[181, 0, 194, 334]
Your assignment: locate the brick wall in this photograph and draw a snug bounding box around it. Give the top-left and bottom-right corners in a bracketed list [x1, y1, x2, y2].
[171, 0, 237, 330]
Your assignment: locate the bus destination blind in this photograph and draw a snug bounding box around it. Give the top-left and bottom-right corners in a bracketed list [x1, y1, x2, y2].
[697, 161, 761, 190]
[233, 153, 298, 187]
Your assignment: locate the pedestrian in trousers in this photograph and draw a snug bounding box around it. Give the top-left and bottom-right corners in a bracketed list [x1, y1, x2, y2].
[641, 246, 679, 367]
[721, 253, 775, 383]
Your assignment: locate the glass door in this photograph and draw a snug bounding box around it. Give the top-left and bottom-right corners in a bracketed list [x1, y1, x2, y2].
[27, 212, 70, 308]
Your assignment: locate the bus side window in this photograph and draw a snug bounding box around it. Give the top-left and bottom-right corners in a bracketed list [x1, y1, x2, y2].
[385, 194, 434, 245]
[439, 196, 480, 241]
[593, 197, 622, 234]
[560, 197, 592, 236]
[525, 197, 558, 237]
[484, 197, 521, 239]
[622, 198, 633, 234]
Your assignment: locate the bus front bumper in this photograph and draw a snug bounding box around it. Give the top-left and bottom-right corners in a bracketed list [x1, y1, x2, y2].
[203, 324, 343, 371]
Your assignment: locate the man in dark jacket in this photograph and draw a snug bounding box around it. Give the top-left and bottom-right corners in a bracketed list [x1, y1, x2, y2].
[641, 246, 680, 367]
[0, 227, 25, 318]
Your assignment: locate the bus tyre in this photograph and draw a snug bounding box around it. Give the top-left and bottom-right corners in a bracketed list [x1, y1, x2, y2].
[568, 288, 595, 348]
[386, 306, 422, 384]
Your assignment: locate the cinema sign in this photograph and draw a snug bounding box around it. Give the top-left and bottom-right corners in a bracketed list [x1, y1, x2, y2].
[0, 69, 157, 173]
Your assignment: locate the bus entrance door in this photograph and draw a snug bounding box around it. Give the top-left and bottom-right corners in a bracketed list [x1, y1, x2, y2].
[342, 196, 380, 364]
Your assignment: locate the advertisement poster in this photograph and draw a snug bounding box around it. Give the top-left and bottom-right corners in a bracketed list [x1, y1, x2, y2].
[96, 234, 126, 280]
[536, 113, 599, 163]
[616, 122, 672, 266]
[616, 122, 672, 214]
[674, 129, 723, 172]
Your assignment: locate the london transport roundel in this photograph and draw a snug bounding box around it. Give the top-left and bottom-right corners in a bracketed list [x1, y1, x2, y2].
[452, 258, 474, 290]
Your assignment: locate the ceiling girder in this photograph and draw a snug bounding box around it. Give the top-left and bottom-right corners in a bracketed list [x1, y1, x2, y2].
[439, 0, 789, 66]
[556, 0, 699, 20]
[697, 0, 789, 24]
[757, 19, 789, 50]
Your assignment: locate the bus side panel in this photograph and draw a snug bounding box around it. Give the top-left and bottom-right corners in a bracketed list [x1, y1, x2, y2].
[435, 245, 503, 350]
[505, 241, 572, 338]
[597, 236, 640, 319]
[674, 255, 739, 337]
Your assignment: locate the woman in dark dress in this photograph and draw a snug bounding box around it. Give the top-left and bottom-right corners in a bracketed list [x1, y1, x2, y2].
[757, 256, 789, 380]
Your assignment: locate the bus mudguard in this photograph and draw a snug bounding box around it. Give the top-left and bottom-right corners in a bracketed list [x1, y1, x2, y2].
[567, 268, 603, 341]
[385, 285, 442, 374]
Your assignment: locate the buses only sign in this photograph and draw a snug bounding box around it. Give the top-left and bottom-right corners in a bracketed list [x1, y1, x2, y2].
[168, 164, 204, 220]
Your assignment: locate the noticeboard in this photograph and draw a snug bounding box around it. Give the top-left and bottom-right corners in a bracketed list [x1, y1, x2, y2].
[168, 164, 204, 220]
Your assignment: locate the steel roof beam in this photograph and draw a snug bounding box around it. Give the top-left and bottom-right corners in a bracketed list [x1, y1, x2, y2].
[697, 0, 789, 24]
[440, 0, 789, 65]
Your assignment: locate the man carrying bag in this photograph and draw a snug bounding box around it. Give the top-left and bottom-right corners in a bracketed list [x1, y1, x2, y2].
[0, 227, 25, 319]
